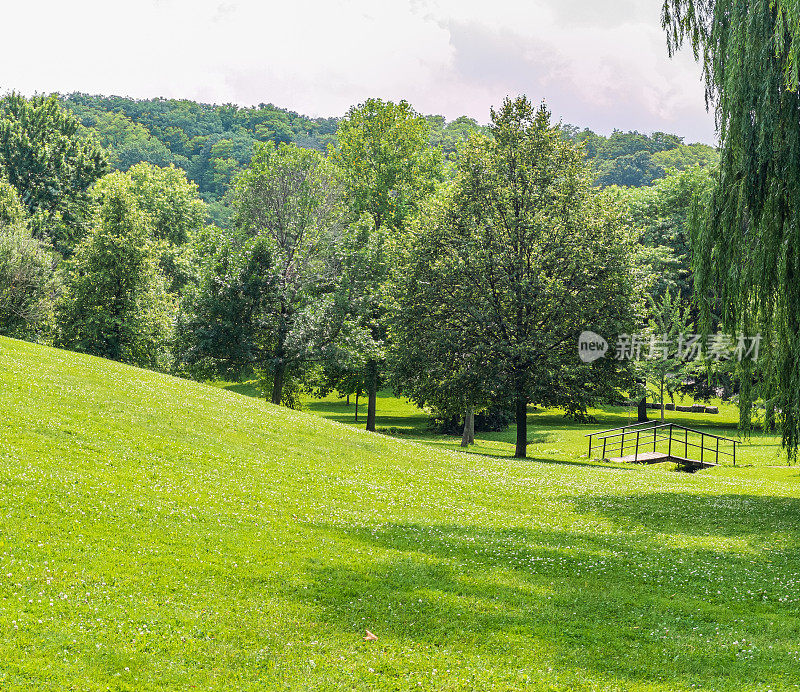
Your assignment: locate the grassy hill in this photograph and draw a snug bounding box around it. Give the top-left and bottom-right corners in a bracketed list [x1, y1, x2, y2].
[2, 336, 800, 691]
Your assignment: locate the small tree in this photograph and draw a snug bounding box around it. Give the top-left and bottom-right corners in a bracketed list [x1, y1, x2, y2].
[637, 290, 694, 423]
[330, 98, 443, 431]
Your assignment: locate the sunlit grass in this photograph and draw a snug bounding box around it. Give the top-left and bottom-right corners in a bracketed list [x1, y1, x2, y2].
[299, 388, 789, 469]
[2, 337, 799, 690]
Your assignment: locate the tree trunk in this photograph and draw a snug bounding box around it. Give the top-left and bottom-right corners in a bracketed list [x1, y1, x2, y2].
[637, 396, 648, 423]
[460, 407, 474, 448]
[365, 359, 378, 432]
[271, 359, 285, 405]
[468, 409, 475, 444]
[272, 302, 288, 406]
[514, 397, 528, 458]
[346, 393, 350, 406]
[354, 390, 360, 422]
[660, 379, 665, 423]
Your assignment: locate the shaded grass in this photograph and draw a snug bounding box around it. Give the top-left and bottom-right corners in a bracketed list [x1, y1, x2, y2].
[1, 338, 799, 690]
[298, 388, 790, 469]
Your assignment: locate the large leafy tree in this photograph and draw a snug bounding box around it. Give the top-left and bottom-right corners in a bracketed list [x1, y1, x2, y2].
[0, 94, 108, 254]
[330, 98, 443, 431]
[395, 98, 640, 458]
[662, 0, 800, 456]
[390, 187, 505, 447]
[55, 175, 174, 370]
[177, 143, 349, 406]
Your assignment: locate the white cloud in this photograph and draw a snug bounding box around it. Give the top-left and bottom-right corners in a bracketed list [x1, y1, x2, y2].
[0, 0, 715, 142]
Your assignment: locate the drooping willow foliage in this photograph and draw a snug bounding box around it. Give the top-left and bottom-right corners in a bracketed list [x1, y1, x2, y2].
[662, 0, 800, 459]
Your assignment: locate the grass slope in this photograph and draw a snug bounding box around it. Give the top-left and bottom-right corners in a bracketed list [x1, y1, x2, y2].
[2, 337, 800, 691]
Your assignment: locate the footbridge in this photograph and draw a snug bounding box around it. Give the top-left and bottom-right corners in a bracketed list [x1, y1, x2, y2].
[586, 421, 739, 469]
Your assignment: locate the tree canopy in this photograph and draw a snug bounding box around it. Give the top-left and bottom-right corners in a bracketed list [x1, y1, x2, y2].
[52, 93, 716, 231]
[0, 94, 108, 254]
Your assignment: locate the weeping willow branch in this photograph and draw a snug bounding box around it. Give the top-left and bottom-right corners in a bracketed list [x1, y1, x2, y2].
[663, 0, 800, 460]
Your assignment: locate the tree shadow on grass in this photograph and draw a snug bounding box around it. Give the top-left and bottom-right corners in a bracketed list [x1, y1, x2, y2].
[572, 491, 800, 538]
[223, 381, 261, 398]
[296, 493, 800, 688]
[454, 447, 640, 472]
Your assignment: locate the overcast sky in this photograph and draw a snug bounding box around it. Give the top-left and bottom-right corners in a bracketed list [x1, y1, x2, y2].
[0, 0, 716, 143]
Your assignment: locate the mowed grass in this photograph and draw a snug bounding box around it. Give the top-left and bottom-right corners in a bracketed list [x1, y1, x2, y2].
[2, 338, 800, 691]
[301, 389, 789, 468]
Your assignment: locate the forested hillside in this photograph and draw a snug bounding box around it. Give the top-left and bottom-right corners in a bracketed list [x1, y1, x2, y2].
[60, 94, 717, 225]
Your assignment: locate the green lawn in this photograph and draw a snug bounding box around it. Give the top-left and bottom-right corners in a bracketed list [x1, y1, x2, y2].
[3, 337, 800, 690]
[297, 388, 788, 469]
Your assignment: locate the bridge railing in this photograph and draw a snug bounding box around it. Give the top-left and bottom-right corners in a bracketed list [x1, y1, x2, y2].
[586, 422, 738, 466]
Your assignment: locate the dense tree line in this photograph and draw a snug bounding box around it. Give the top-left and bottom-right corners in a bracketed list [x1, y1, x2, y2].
[57, 94, 717, 229]
[0, 89, 741, 458]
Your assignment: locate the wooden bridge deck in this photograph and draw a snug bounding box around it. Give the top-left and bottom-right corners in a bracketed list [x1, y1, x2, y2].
[608, 451, 717, 468]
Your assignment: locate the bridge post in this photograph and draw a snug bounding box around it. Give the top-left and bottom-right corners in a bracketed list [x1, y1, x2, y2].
[635, 430, 640, 462]
[588, 435, 592, 459]
[654, 425, 657, 452]
[685, 428, 688, 458]
[668, 425, 672, 458]
[701, 435, 704, 465]
[621, 430, 625, 457]
[602, 438, 607, 460]
[716, 437, 719, 465]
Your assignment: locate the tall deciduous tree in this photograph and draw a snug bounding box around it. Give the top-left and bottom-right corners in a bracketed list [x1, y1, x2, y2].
[55, 175, 174, 370]
[330, 98, 443, 431]
[662, 0, 800, 456]
[0, 94, 108, 254]
[397, 98, 640, 458]
[390, 187, 502, 447]
[235, 143, 344, 404]
[176, 143, 348, 406]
